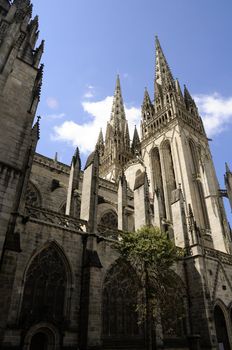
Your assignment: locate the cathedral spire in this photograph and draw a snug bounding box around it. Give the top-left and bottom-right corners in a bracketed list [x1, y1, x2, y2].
[99, 76, 132, 181]
[155, 36, 174, 87]
[110, 74, 126, 123]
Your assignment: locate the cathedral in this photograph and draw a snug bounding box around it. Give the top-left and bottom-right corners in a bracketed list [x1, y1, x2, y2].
[1, 1, 232, 349]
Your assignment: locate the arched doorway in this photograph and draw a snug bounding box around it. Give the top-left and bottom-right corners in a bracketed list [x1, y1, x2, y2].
[30, 332, 49, 350]
[23, 324, 58, 350]
[214, 305, 230, 350]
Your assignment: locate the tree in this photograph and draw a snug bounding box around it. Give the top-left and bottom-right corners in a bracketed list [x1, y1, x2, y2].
[117, 226, 185, 350]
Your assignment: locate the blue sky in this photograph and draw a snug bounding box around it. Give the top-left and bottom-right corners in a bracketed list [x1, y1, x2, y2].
[32, 0, 232, 216]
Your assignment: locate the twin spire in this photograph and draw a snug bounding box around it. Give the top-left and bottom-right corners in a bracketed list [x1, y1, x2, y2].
[95, 36, 204, 179]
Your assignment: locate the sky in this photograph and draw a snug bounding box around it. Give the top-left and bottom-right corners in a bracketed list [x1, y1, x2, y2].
[32, 0, 232, 217]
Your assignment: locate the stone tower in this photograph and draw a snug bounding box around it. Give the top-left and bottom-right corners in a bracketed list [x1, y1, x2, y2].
[140, 36, 231, 253]
[0, 0, 43, 339]
[98, 75, 133, 181]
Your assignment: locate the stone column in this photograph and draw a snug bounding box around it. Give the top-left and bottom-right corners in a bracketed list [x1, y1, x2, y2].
[118, 172, 128, 231]
[171, 187, 188, 248]
[80, 150, 99, 233]
[79, 235, 103, 350]
[134, 171, 150, 230]
[153, 189, 164, 228]
[66, 147, 81, 217]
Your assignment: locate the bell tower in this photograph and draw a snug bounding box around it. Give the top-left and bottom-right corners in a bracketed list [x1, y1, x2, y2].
[141, 37, 231, 252]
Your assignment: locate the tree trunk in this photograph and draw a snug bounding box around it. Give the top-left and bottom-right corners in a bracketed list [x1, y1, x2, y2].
[145, 266, 156, 350]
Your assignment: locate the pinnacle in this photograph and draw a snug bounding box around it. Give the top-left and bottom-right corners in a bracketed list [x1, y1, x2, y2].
[116, 74, 120, 89]
[155, 36, 174, 86]
[184, 85, 196, 108]
[142, 88, 154, 116]
[175, 79, 183, 98]
[226, 162, 231, 173]
[132, 125, 140, 141]
[72, 147, 81, 169]
[74, 146, 80, 160]
[131, 125, 141, 155]
[54, 152, 58, 162]
[143, 87, 152, 105]
[97, 128, 104, 144]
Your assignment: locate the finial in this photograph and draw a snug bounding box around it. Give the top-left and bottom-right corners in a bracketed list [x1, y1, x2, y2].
[226, 162, 231, 173]
[116, 74, 120, 88]
[74, 146, 80, 159]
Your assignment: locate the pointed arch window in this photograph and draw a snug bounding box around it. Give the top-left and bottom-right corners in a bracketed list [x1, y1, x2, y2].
[151, 147, 166, 219]
[20, 244, 68, 327]
[162, 141, 176, 220]
[100, 210, 118, 229]
[189, 139, 210, 229]
[102, 260, 144, 346]
[25, 182, 41, 207]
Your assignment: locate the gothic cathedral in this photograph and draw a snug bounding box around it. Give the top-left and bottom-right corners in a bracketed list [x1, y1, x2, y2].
[0, 1, 232, 350]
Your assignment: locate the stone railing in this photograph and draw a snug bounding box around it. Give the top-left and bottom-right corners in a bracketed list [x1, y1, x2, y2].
[97, 224, 122, 241]
[25, 206, 88, 233]
[204, 247, 232, 265]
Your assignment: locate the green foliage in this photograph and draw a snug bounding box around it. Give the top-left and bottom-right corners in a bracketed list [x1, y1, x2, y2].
[117, 226, 185, 335]
[119, 225, 181, 269]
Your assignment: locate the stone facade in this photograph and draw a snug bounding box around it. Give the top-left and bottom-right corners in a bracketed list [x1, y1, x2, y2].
[0, 1, 232, 350]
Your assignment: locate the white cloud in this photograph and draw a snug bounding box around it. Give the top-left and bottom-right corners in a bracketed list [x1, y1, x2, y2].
[52, 92, 232, 155]
[83, 85, 95, 99]
[194, 93, 232, 137]
[46, 113, 65, 120]
[84, 91, 94, 98]
[46, 97, 59, 110]
[52, 96, 140, 154]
